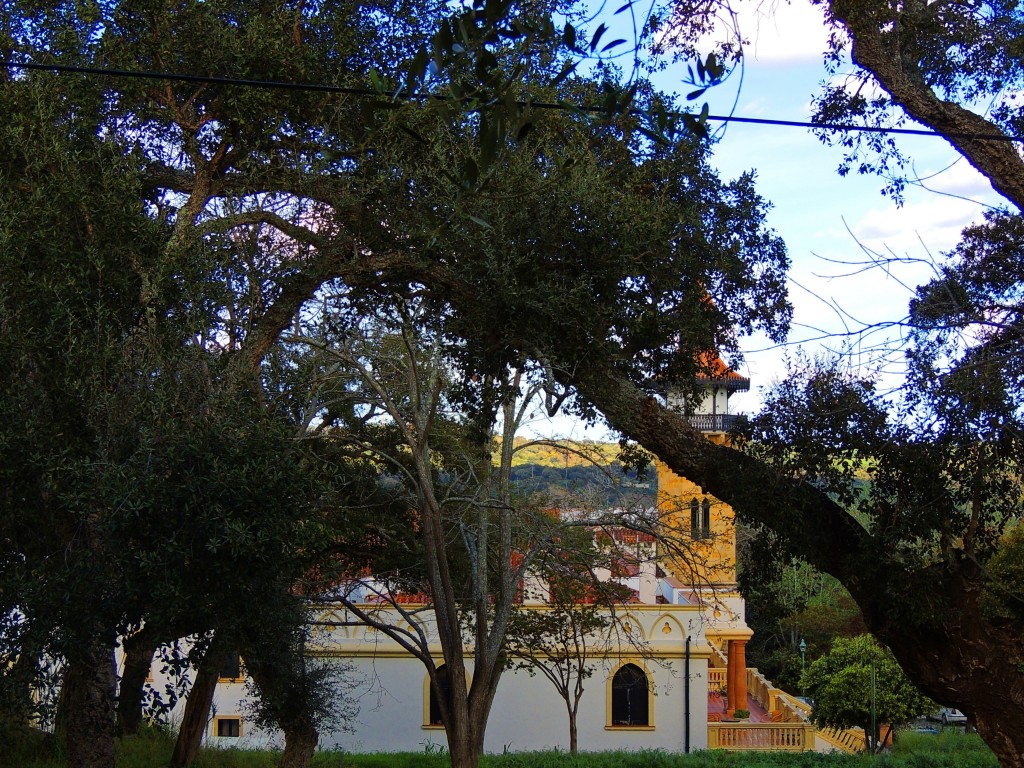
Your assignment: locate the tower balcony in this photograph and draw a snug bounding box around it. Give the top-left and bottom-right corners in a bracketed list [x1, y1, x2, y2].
[689, 413, 747, 433]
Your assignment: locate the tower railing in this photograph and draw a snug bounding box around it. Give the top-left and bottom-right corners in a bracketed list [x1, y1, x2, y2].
[689, 414, 747, 433]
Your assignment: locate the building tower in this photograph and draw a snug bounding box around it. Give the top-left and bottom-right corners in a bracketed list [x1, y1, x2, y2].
[656, 354, 752, 717]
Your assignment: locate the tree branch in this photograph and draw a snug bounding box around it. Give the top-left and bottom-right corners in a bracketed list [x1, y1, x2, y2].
[831, 0, 1024, 211]
[563, 357, 883, 618]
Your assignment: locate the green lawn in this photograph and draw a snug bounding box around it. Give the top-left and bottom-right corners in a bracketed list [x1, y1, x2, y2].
[4, 726, 997, 768]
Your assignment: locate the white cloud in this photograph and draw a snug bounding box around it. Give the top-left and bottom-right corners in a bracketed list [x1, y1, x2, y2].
[850, 197, 988, 256]
[907, 156, 998, 201]
[663, 0, 831, 67]
[734, 0, 831, 65]
[736, 95, 772, 117]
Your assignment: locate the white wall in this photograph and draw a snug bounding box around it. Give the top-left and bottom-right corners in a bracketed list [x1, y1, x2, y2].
[146, 605, 718, 754]
[313, 652, 709, 753]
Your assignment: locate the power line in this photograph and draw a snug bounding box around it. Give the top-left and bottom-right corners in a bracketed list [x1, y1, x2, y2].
[2, 58, 1022, 143]
[1, 59, 374, 96]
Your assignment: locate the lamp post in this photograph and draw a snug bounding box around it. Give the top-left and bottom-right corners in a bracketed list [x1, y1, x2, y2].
[799, 638, 807, 697]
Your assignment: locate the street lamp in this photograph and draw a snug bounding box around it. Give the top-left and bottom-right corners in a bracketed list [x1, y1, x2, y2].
[799, 638, 807, 698]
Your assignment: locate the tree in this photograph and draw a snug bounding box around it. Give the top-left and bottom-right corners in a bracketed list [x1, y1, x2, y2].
[0, 4, 787, 767]
[0, 66, 166, 768]
[739, 550, 866, 693]
[243, 620, 360, 768]
[803, 635, 932, 752]
[505, 536, 638, 755]
[785, 3, 1024, 761]
[0, 3, 450, 764]
[0, 19, 409, 766]
[559, 348, 1024, 768]
[287, 295, 623, 768]
[560, 3, 1024, 766]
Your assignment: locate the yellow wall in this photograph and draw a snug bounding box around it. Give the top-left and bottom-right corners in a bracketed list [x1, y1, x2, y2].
[656, 460, 736, 587]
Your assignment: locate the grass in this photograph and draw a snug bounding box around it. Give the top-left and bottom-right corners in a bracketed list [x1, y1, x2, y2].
[2, 725, 999, 768]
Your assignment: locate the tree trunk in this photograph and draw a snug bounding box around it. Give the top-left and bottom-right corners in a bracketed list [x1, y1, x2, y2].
[56, 640, 117, 768]
[169, 638, 222, 768]
[279, 715, 319, 768]
[568, 707, 578, 755]
[877, 568, 1024, 768]
[243, 650, 322, 768]
[116, 629, 157, 736]
[445, 708, 488, 768]
[828, 0, 1024, 212]
[436, 666, 502, 768]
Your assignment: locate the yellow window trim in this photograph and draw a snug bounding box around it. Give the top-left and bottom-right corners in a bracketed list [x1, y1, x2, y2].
[605, 659, 656, 729]
[212, 715, 243, 738]
[218, 655, 245, 684]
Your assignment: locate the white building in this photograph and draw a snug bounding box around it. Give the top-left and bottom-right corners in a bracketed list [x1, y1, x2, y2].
[152, 593, 739, 753]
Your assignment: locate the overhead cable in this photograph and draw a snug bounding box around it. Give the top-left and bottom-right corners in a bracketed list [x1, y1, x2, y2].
[2, 59, 1021, 143]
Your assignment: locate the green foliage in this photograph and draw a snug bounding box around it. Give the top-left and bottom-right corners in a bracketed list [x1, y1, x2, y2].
[745, 347, 1024, 633]
[802, 635, 933, 751]
[8, 733, 1000, 768]
[508, 440, 621, 468]
[243, 625, 360, 741]
[509, 462, 654, 507]
[0, 1, 790, 762]
[740, 534, 866, 693]
[0, 9, 415, 737]
[979, 524, 1024, 623]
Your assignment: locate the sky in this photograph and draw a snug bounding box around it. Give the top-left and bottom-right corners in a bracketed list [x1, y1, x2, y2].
[529, 0, 1002, 439]
[686, 0, 1000, 413]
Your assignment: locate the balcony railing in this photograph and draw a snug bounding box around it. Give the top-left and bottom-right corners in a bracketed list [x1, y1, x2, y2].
[689, 414, 747, 433]
[817, 726, 867, 753]
[708, 722, 816, 751]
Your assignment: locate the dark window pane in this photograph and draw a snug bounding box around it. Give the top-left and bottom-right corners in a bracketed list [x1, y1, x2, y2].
[611, 664, 649, 726]
[220, 653, 241, 680]
[217, 718, 240, 737]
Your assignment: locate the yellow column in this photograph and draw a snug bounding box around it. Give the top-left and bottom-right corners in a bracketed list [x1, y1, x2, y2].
[726, 641, 736, 716]
[726, 639, 748, 716]
[729, 640, 748, 717]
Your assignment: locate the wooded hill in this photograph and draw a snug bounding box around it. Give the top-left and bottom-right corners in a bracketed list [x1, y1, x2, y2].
[506, 440, 656, 508]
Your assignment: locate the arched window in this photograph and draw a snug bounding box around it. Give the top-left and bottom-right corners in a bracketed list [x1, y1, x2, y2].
[611, 663, 650, 726]
[428, 665, 451, 726]
[691, 498, 711, 539]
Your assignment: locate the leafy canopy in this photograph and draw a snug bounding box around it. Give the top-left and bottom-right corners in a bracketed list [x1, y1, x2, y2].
[803, 634, 932, 750]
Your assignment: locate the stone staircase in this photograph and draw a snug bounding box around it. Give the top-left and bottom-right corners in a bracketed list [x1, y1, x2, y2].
[706, 654, 865, 753]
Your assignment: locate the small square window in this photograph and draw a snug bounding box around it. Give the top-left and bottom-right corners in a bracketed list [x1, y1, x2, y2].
[219, 653, 243, 682]
[216, 717, 241, 738]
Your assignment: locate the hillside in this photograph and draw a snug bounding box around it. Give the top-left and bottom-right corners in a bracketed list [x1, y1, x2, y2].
[508, 438, 622, 468]
[505, 439, 656, 507]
